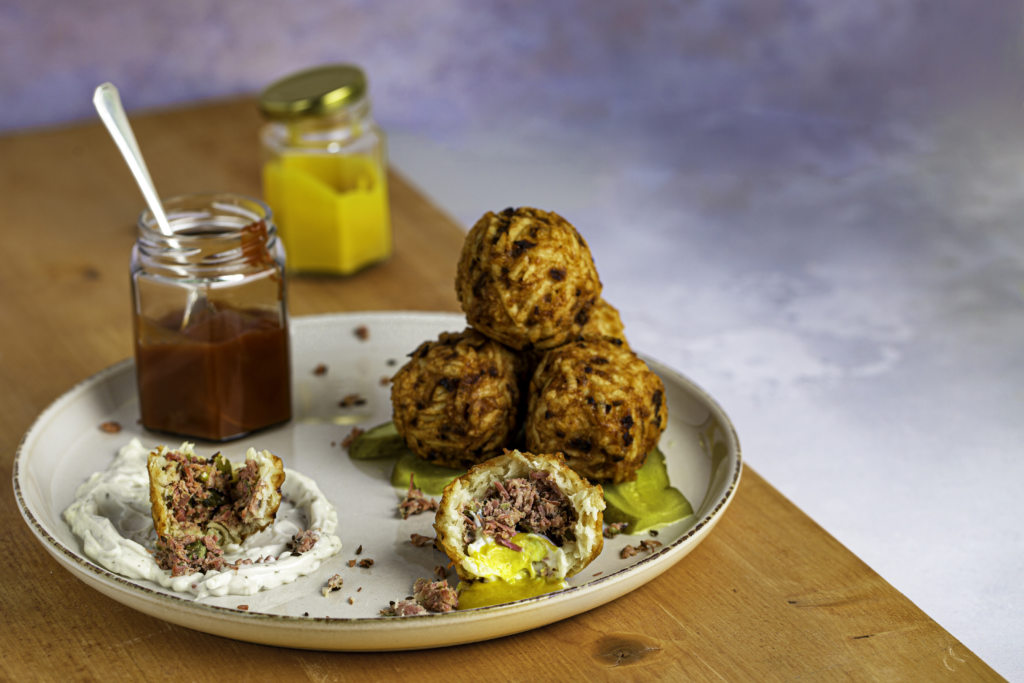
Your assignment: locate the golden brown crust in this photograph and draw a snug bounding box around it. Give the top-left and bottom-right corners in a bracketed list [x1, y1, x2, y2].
[578, 298, 628, 347]
[434, 450, 605, 581]
[455, 207, 602, 350]
[390, 328, 524, 468]
[525, 339, 667, 483]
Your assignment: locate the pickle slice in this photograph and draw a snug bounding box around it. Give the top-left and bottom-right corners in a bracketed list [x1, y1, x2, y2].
[348, 421, 408, 460]
[602, 447, 693, 534]
[390, 451, 465, 496]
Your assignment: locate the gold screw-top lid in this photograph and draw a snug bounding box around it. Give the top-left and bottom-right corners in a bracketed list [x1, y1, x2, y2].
[259, 64, 367, 119]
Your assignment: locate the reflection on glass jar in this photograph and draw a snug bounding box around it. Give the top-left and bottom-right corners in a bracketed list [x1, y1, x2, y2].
[259, 64, 392, 275]
[131, 193, 292, 442]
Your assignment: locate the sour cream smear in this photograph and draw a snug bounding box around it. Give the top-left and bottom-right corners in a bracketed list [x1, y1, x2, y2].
[63, 438, 342, 599]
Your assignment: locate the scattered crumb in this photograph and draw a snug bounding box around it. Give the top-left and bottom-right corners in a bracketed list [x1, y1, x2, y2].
[593, 571, 603, 577]
[433, 565, 447, 580]
[648, 529, 660, 537]
[357, 587, 362, 592]
[303, 611, 309, 617]
[379, 375, 391, 386]
[289, 529, 319, 555]
[355, 545, 363, 555]
[313, 363, 328, 376]
[358, 558, 374, 569]
[342, 427, 364, 449]
[354, 325, 369, 341]
[380, 577, 458, 616]
[321, 574, 344, 597]
[620, 539, 663, 559]
[386, 358, 397, 366]
[380, 600, 426, 617]
[331, 441, 336, 447]
[99, 421, 122, 434]
[347, 597, 354, 605]
[603, 522, 628, 539]
[410, 533, 434, 547]
[347, 559, 357, 568]
[398, 475, 438, 519]
[339, 393, 367, 408]
[237, 605, 249, 611]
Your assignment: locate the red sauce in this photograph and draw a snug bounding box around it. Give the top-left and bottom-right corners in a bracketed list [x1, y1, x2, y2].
[135, 306, 291, 441]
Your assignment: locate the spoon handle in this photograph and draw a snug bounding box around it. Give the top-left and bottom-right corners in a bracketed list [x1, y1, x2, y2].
[92, 82, 174, 236]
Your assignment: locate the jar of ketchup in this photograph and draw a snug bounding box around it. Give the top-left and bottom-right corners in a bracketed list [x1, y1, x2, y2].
[131, 193, 291, 441]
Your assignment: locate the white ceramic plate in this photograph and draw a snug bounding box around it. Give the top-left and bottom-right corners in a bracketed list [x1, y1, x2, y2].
[13, 312, 741, 651]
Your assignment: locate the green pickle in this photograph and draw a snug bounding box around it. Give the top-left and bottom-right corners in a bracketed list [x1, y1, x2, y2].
[602, 447, 693, 533]
[390, 451, 464, 496]
[347, 422, 408, 460]
[347, 421, 465, 494]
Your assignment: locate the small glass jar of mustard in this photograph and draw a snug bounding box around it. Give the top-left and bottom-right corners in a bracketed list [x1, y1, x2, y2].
[259, 64, 392, 275]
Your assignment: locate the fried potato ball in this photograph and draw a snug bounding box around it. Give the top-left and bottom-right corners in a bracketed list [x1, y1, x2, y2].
[525, 338, 667, 483]
[391, 328, 524, 469]
[456, 207, 602, 350]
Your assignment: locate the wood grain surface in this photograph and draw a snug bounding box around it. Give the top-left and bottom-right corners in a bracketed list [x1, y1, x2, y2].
[0, 99, 1001, 681]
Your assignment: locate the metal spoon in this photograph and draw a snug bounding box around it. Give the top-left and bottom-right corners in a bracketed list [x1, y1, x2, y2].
[92, 82, 174, 237]
[93, 82, 206, 329]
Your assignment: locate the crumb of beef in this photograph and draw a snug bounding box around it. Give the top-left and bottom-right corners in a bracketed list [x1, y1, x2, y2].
[355, 545, 363, 555]
[339, 394, 367, 408]
[603, 522, 628, 539]
[398, 475, 438, 519]
[313, 363, 328, 376]
[358, 558, 374, 569]
[462, 470, 575, 547]
[342, 427, 364, 449]
[347, 559, 357, 568]
[322, 574, 344, 597]
[237, 604, 249, 610]
[380, 577, 458, 616]
[354, 325, 369, 341]
[154, 534, 225, 576]
[414, 578, 458, 613]
[289, 529, 320, 555]
[99, 421, 121, 433]
[620, 539, 663, 559]
[380, 600, 427, 617]
[410, 533, 434, 547]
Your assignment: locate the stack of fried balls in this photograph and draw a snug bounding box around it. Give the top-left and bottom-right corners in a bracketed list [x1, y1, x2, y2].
[390, 207, 667, 483]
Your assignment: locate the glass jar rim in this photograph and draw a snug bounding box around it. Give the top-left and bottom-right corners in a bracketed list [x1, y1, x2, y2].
[137, 192, 272, 238]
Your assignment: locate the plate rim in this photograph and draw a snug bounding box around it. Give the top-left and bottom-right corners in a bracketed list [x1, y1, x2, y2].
[12, 310, 743, 647]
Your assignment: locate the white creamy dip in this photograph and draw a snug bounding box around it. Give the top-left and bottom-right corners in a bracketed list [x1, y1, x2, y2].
[63, 438, 343, 599]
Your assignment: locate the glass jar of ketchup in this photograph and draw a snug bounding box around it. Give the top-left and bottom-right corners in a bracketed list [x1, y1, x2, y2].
[131, 193, 292, 442]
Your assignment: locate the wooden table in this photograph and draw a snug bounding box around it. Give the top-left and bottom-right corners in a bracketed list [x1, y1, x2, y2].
[0, 99, 1001, 681]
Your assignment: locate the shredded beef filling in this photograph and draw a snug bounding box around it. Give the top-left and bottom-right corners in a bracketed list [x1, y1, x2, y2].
[154, 533, 226, 577]
[163, 451, 232, 530]
[462, 470, 576, 548]
[154, 451, 275, 576]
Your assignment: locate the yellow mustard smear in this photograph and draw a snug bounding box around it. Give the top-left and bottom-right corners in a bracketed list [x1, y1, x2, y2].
[456, 532, 567, 609]
[263, 153, 391, 275]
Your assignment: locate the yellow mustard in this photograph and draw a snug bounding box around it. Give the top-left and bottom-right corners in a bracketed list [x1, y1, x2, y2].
[259, 64, 391, 274]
